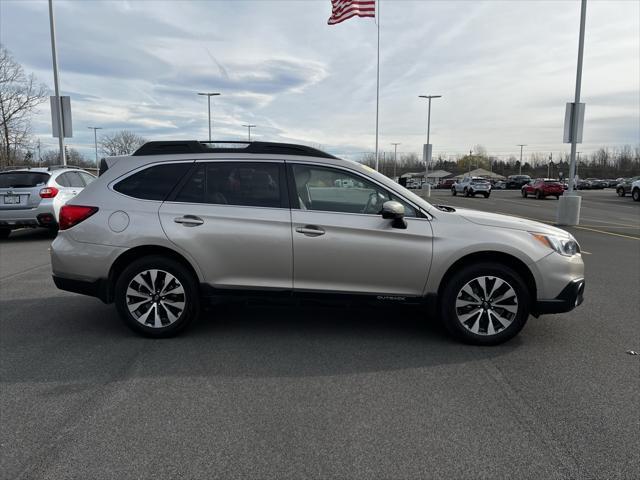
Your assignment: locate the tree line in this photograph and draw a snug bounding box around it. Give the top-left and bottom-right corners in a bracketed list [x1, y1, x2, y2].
[361, 145, 640, 180]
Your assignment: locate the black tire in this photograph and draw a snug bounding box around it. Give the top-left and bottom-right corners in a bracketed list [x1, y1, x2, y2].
[115, 255, 200, 337]
[535, 190, 544, 200]
[633, 189, 640, 202]
[439, 262, 531, 346]
[47, 226, 59, 238]
[521, 189, 527, 198]
[0, 228, 10, 239]
[451, 187, 457, 196]
[555, 195, 560, 200]
[464, 188, 469, 197]
[617, 188, 625, 197]
[483, 193, 490, 198]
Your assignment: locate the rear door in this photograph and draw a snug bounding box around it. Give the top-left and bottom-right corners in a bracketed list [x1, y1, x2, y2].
[159, 160, 293, 290]
[0, 171, 50, 212]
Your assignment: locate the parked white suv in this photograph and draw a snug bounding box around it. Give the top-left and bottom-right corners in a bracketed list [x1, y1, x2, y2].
[452, 176, 492, 198]
[0, 166, 95, 238]
[632, 179, 640, 202]
[50, 141, 584, 345]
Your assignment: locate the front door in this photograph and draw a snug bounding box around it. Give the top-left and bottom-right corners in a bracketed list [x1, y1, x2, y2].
[289, 163, 433, 297]
[159, 161, 292, 290]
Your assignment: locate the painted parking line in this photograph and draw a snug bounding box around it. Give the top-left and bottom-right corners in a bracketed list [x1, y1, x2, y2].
[581, 250, 592, 255]
[573, 226, 640, 240]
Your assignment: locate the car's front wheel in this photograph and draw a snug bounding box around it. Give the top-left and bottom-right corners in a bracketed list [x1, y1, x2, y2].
[521, 189, 527, 198]
[451, 187, 457, 196]
[115, 255, 200, 337]
[536, 190, 544, 200]
[440, 262, 530, 345]
[617, 188, 625, 197]
[633, 189, 640, 202]
[0, 228, 10, 239]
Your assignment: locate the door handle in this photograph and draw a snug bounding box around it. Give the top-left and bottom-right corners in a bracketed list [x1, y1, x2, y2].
[295, 225, 325, 236]
[174, 215, 204, 226]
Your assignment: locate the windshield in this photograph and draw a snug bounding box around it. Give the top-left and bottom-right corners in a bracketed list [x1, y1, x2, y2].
[0, 171, 50, 188]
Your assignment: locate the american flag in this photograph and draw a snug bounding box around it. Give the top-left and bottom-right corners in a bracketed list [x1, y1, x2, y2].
[327, 0, 376, 25]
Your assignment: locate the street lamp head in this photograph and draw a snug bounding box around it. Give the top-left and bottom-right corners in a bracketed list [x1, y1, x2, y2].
[418, 95, 442, 99]
[198, 92, 221, 96]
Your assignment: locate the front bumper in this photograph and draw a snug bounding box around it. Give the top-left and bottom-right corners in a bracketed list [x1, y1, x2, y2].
[533, 278, 585, 315]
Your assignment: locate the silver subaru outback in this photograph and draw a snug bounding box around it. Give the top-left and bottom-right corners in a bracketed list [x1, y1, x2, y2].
[50, 141, 584, 345]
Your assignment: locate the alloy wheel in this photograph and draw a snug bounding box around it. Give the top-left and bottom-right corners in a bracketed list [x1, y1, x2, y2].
[126, 269, 186, 328]
[455, 276, 518, 335]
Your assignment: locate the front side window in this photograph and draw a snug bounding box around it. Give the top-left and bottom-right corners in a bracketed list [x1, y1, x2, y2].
[174, 162, 284, 208]
[114, 163, 192, 201]
[292, 165, 416, 217]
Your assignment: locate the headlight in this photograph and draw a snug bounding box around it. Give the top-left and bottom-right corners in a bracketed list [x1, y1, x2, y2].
[530, 232, 581, 256]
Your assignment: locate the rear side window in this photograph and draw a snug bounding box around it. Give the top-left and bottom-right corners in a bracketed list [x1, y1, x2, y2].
[0, 172, 50, 188]
[79, 172, 96, 185]
[114, 163, 192, 201]
[174, 162, 284, 208]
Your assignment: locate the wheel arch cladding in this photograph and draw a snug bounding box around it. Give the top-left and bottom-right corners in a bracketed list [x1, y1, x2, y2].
[107, 245, 200, 303]
[437, 251, 537, 307]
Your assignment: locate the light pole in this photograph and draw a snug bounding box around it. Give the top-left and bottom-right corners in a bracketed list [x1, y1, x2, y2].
[391, 142, 401, 181]
[197, 92, 220, 141]
[517, 144, 527, 175]
[242, 124, 256, 142]
[87, 126, 102, 171]
[558, 0, 588, 225]
[48, 0, 66, 165]
[418, 95, 442, 190]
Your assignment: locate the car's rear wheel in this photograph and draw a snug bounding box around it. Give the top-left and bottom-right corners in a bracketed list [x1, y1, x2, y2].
[115, 255, 200, 337]
[633, 189, 640, 202]
[617, 188, 625, 197]
[451, 187, 457, 196]
[440, 262, 530, 345]
[0, 228, 10, 239]
[555, 195, 560, 200]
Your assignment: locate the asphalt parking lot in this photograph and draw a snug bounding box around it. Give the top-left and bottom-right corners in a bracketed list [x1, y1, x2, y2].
[1, 189, 638, 479]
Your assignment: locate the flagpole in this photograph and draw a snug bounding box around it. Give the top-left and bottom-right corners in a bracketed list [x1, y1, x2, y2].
[374, 0, 380, 171]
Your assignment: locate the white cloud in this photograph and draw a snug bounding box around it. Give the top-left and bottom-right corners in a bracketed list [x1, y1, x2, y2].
[1, 0, 638, 160]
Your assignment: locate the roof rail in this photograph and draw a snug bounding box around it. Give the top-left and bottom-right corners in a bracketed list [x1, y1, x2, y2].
[131, 140, 338, 159]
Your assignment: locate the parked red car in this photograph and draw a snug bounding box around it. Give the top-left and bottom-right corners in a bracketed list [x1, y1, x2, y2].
[521, 179, 564, 199]
[436, 179, 456, 189]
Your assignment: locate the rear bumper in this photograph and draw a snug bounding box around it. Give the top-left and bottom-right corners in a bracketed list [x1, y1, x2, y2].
[52, 275, 110, 303]
[0, 203, 56, 229]
[533, 278, 585, 315]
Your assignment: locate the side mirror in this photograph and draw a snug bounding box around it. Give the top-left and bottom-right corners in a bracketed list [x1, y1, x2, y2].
[381, 201, 407, 229]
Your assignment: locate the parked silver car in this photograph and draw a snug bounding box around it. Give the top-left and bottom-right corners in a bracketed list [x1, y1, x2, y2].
[50, 141, 584, 345]
[452, 176, 492, 198]
[0, 166, 95, 238]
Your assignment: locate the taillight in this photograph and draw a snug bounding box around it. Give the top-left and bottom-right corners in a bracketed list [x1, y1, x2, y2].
[39, 187, 59, 198]
[59, 205, 98, 231]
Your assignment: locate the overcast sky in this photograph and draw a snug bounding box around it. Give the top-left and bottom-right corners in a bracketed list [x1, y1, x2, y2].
[1, 0, 639, 161]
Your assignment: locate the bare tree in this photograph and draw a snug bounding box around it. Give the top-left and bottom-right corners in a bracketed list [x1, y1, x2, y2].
[0, 45, 47, 167]
[99, 130, 147, 156]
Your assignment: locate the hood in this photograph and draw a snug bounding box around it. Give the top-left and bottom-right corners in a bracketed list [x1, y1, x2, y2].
[455, 208, 571, 237]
